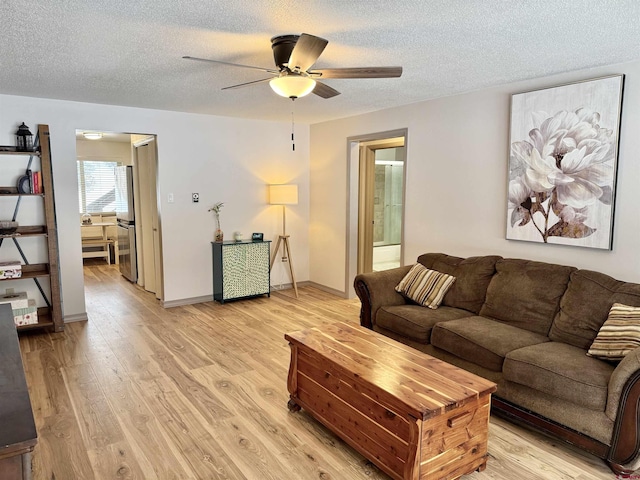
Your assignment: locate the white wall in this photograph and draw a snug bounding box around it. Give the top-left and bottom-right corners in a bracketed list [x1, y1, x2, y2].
[0, 94, 310, 318]
[310, 60, 640, 294]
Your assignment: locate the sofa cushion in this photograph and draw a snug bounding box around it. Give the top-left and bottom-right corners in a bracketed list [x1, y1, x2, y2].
[479, 258, 575, 335]
[418, 253, 501, 314]
[395, 264, 455, 309]
[430, 316, 549, 371]
[504, 342, 615, 411]
[549, 269, 640, 349]
[588, 303, 640, 361]
[376, 305, 473, 343]
[549, 270, 621, 349]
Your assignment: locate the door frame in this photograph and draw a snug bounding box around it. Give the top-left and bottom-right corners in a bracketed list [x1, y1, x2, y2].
[345, 128, 408, 298]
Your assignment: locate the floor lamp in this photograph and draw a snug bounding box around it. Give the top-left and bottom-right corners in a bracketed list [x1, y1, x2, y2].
[269, 184, 299, 298]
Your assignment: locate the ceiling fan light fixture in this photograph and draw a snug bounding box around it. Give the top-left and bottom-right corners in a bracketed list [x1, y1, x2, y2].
[83, 131, 103, 140]
[269, 75, 316, 99]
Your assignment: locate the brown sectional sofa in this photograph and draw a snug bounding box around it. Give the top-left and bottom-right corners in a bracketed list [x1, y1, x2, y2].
[354, 253, 640, 475]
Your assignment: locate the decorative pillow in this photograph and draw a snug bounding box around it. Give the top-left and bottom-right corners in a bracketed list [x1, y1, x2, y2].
[587, 303, 640, 361]
[395, 264, 456, 309]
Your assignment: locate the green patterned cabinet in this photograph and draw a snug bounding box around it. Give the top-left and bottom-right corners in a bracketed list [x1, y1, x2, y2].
[212, 240, 271, 303]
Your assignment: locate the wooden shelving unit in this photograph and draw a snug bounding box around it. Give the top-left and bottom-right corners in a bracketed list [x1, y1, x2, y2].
[0, 124, 63, 332]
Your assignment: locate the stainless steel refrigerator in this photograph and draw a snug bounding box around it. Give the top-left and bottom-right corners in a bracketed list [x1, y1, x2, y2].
[115, 166, 137, 282]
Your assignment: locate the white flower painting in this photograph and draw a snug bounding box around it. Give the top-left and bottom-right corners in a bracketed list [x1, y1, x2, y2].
[507, 76, 624, 249]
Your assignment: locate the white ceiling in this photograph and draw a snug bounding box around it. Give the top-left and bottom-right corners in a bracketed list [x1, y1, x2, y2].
[2, 1, 640, 124]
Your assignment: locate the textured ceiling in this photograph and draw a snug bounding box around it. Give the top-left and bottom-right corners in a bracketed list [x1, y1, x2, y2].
[2, 1, 640, 124]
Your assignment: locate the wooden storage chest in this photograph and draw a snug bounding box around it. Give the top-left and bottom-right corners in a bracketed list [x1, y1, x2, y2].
[285, 322, 497, 480]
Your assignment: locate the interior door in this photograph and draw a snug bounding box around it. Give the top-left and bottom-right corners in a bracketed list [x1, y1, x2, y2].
[150, 143, 163, 301]
[135, 141, 162, 299]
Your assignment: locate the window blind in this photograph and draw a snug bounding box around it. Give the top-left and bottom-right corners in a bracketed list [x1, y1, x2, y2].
[77, 160, 122, 214]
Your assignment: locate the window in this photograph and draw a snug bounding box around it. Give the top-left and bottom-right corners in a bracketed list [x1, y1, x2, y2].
[77, 160, 122, 213]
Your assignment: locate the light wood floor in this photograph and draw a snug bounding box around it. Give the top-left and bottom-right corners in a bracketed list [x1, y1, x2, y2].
[18, 263, 615, 479]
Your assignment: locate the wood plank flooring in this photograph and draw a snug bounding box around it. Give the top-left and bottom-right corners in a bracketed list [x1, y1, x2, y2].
[18, 263, 616, 479]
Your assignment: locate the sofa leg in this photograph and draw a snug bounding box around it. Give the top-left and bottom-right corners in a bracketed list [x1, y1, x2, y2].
[608, 461, 636, 476]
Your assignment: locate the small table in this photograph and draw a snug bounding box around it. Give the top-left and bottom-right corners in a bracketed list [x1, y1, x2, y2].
[285, 322, 497, 480]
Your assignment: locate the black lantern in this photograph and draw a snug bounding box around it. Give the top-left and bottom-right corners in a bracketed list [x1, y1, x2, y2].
[15, 123, 34, 152]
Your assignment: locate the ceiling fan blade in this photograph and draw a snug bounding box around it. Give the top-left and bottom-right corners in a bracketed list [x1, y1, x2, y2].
[313, 81, 341, 99]
[287, 33, 328, 72]
[182, 56, 279, 75]
[310, 67, 403, 79]
[221, 77, 273, 90]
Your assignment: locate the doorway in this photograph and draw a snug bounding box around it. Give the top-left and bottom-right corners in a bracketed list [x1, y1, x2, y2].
[75, 130, 164, 304]
[358, 139, 405, 273]
[346, 129, 407, 296]
[373, 147, 404, 270]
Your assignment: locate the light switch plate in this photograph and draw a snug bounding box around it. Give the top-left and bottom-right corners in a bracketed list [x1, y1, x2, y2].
[168, 193, 174, 203]
[192, 193, 199, 203]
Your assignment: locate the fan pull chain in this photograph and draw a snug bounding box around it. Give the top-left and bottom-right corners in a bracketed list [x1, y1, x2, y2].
[291, 100, 295, 151]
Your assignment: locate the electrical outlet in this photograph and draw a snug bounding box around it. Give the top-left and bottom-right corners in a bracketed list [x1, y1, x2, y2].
[192, 193, 199, 203]
[168, 193, 174, 203]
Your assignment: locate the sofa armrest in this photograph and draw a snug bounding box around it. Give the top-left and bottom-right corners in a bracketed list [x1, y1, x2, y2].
[354, 266, 411, 329]
[607, 347, 640, 420]
[605, 346, 640, 471]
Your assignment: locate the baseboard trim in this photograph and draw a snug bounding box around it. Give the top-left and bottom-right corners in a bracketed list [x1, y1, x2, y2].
[305, 282, 348, 298]
[161, 282, 347, 308]
[64, 313, 88, 323]
[270, 282, 299, 292]
[162, 295, 212, 308]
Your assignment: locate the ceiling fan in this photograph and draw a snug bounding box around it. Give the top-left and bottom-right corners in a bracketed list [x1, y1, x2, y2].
[183, 33, 403, 100]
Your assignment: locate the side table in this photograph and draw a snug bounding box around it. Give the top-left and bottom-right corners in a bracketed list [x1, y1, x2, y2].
[212, 240, 271, 303]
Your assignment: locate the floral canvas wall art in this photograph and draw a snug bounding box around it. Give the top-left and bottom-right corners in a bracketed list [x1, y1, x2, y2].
[507, 75, 624, 249]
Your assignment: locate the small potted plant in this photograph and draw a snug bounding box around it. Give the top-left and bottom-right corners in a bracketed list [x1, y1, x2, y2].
[209, 202, 224, 242]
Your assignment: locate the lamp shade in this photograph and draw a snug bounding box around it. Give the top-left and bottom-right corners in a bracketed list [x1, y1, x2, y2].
[269, 184, 298, 205]
[269, 76, 316, 99]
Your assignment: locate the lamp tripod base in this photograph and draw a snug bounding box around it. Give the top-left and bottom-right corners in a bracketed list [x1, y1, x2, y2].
[270, 235, 298, 298]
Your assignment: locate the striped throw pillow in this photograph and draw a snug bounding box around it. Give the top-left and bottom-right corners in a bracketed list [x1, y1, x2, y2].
[395, 264, 456, 309]
[587, 303, 640, 361]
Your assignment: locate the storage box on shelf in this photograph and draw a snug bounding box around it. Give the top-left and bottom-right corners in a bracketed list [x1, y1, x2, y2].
[0, 124, 63, 332]
[13, 299, 38, 326]
[0, 291, 29, 308]
[0, 291, 39, 326]
[0, 260, 21, 279]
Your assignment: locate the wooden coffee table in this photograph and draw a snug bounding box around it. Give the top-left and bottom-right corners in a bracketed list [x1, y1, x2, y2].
[285, 322, 497, 480]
